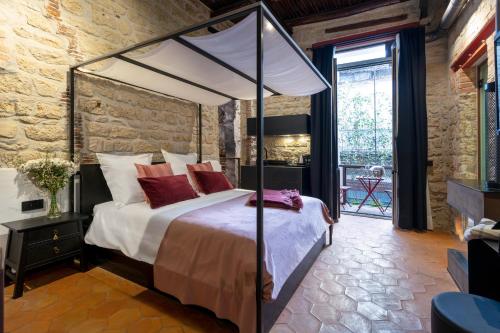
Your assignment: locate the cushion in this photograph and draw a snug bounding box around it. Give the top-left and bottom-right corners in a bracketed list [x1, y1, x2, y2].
[193, 171, 233, 194]
[137, 175, 199, 209]
[203, 159, 222, 172]
[96, 153, 153, 206]
[135, 163, 173, 178]
[431, 292, 500, 333]
[161, 150, 198, 187]
[135, 163, 174, 202]
[161, 150, 197, 175]
[187, 162, 213, 192]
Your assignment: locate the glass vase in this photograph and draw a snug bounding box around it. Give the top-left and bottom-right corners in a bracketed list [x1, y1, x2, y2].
[47, 190, 61, 219]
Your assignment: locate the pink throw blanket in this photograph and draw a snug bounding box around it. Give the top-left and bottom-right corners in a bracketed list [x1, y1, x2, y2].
[154, 192, 332, 333]
[248, 189, 303, 210]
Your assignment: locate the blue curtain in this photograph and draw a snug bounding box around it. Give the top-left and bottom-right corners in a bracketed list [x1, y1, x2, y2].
[396, 27, 428, 230]
[311, 45, 338, 219]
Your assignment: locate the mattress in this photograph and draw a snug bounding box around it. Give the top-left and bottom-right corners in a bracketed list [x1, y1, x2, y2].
[84, 189, 252, 264]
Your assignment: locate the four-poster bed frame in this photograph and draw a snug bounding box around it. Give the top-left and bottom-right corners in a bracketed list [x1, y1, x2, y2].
[68, 2, 333, 332]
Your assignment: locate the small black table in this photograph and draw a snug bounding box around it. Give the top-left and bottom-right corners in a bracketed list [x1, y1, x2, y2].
[4, 212, 88, 298]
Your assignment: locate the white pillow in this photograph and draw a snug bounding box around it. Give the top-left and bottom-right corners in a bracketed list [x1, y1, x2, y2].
[96, 153, 153, 207]
[203, 159, 222, 172]
[161, 150, 197, 175]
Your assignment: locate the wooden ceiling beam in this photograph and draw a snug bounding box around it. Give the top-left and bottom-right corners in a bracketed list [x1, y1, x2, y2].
[209, 0, 256, 18]
[325, 14, 408, 34]
[284, 0, 410, 27]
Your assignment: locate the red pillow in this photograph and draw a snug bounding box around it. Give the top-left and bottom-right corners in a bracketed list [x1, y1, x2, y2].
[193, 171, 233, 194]
[135, 163, 173, 177]
[137, 175, 199, 209]
[186, 162, 213, 192]
[135, 163, 174, 203]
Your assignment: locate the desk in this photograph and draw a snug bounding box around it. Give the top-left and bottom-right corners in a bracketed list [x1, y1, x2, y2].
[356, 176, 385, 214]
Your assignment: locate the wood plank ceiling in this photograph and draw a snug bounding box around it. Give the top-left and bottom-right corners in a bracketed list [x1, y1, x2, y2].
[199, 0, 410, 29]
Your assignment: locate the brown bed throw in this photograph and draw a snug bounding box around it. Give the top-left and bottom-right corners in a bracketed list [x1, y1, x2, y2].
[154, 193, 332, 333]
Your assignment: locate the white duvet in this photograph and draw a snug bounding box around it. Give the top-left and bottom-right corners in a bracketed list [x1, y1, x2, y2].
[84, 189, 252, 264]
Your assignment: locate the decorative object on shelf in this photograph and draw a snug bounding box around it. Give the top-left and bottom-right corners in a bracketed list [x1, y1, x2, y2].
[17, 155, 77, 219]
[370, 165, 385, 177]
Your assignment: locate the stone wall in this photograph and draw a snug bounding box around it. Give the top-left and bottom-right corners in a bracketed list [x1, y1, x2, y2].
[76, 73, 218, 164]
[0, 0, 217, 167]
[447, 0, 496, 180]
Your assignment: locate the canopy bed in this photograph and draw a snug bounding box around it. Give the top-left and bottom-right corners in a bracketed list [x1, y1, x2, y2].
[68, 2, 333, 333]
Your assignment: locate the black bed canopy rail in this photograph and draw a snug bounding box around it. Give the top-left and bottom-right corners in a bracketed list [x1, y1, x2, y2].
[70, 2, 331, 97]
[70, 2, 262, 70]
[114, 55, 238, 101]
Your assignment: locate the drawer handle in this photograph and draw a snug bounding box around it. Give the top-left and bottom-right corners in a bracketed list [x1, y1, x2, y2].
[53, 229, 59, 240]
[53, 246, 60, 254]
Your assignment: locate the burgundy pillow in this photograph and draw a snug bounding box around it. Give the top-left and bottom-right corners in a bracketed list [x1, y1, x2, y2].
[193, 171, 234, 194]
[137, 175, 199, 209]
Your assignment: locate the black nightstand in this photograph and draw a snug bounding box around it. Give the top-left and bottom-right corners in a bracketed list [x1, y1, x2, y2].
[4, 213, 88, 298]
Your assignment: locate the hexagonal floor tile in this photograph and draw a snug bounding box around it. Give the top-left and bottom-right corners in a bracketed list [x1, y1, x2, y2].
[313, 269, 334, 281]
[288, 313, 322, 333]
[328, 295, 357, 312]
[372, 258, 395, 268]
[320, 280, 345, 296]
[302, 287, 330, 304]
[345, 287, 371, 302]
[311, 304, 340, 324]
[286, 295, 313, 314]
[357, 301, 388, 321]
[348, 268, 372, 280]
[358, 280, 385, 294]
[388, 309, 423, 330]
[319, 323, 352, 333]
[383, 268, 409, 280]
[372, 273, 398, 286]
[371, 293, 403, 310]
[386, 286, 414, 301]
[371, 320, 404, 333]
[335, 275, 359, 287]
[362, 263, 384, 274]
[339, 312, 371, 333]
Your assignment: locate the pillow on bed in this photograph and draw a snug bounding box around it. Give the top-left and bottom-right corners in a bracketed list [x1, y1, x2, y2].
[135, 163, 174, 203]
[203, 160, 222, 172]
[97, 153, 153, 206]
[186, 162, 213, 192]
[161, 150, 197, 175]
[138, 175, 199, 208]
[193, 171, 233, 194]
[135, 163, 173, 177]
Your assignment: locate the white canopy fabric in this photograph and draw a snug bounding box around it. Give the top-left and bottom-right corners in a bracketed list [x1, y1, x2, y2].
[83, 12, 328, 106]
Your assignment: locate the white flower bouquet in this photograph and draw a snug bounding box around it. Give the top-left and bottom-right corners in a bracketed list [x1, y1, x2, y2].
[18, 156, 77, 218]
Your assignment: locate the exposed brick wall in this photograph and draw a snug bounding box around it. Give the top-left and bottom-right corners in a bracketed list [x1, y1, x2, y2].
[0, 0, 217, 167]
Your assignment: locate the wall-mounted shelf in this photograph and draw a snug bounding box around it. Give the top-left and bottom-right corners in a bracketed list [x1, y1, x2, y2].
[247, 114, 310, 136]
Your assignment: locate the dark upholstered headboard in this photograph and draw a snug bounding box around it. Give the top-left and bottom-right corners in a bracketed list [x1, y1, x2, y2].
[79, 162, 164, 216]
[79, 164, 112, 217]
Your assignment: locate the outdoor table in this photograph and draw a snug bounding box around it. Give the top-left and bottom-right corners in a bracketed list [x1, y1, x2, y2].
[356, 176, 385, 214]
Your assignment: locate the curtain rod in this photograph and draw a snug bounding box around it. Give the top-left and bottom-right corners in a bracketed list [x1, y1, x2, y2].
[310, 22, 420, 50]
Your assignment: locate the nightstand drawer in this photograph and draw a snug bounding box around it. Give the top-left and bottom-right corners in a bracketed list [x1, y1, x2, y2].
[28, 222, 79, 244]
[26, 237, 81, 266]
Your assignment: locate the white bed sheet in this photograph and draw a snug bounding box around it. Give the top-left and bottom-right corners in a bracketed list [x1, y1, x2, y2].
[84, 189, 251, 264]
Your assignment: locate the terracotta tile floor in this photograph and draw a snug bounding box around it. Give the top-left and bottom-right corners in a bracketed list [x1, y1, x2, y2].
[5, 214, 465, 333]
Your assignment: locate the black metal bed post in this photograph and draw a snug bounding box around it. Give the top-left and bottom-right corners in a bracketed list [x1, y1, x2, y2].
[69, 68, 75, 213]
[198, 104, 203, 163]
[255, 4, 264, 333]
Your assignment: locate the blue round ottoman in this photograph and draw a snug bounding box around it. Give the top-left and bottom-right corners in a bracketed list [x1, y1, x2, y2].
[431, 292, 500, 333]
